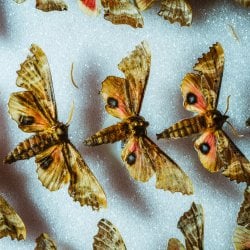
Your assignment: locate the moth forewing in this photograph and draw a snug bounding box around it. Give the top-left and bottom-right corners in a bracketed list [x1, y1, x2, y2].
[0, 195, 26, 241]
[36, 0, 68, 12]
[134, 0, 156, 10]
[167, 238, 185, 250]
[35, 233, 57, 250]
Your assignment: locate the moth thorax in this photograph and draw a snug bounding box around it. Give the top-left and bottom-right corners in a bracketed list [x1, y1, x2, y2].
[55, 123, 69, 141]
[128, 116, 149, 136]
[205, 110, 228, 129]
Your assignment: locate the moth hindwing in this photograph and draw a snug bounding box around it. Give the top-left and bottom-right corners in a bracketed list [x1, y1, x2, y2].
[157, 43, 250, 184]
[84, 41, 193, 195]
[5, 44, 107, 210]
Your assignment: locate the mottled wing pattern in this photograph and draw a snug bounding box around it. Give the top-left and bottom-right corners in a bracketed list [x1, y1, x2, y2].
[35, 144, 70, 191]
[36, 0, 68, 11]
[235, 0, 250, 7]
[35, 233, 57, 250]
[237, 186, 250, 228]
[101, 0, 144, 28]
[233, 226, 250, 250]
[167, 238, 185, 250]
[177, 202, 204, 250]
[65, 143, 107, 210]
[134, 0, 155, 10]
[194, 130, 250, 183]
[118, 41, 151, 114]
[193, 43, 224, 109]
[78, 0, 101, 15]
[0, 195, 26, 241]
[121, 136, 193, 194]
[16, 44, 57, 123]
[93, 219, 126, 250]
[158, 0, 192, 26]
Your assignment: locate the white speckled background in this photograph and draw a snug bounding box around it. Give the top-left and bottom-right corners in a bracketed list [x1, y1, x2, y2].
[0, 0, 249, 249]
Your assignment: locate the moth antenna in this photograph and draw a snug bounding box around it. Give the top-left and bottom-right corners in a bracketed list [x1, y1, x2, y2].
[228, 24, 240, 42]
[226, 121, 244, 138]
[66, 101, 75, 126]
[224, 95, 231, 115]
[70, 63, 79, 88]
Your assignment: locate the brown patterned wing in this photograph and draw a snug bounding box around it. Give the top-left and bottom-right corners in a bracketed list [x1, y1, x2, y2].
[121, 135, 193, 194]
[35, 233, 57, 250]
[193, 43, 224, 109]
[0, 195, 26, 241]
[233, 226, 250, 250]
[93, 219, 126, 250]
[16, 44, 57, 124]
[134, 0, 155, 10]
[194, 130, 250, 183]
[101, 0, 144, 28]
[158, 0, 192, 26]
[177, 202, 204, 250]
[36, 0, 68, 11]
[237, 186, 250, 229]
[65, 143, 107, 210]
[167, 238, 185, 250]
[235, 0, 250, 7]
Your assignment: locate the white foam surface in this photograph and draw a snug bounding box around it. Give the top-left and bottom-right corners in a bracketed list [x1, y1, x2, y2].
[0, 1, 249, 249]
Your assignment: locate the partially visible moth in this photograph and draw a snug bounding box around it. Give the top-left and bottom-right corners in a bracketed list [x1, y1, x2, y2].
[78, 0, 144, 28]
[93, 218, 126, 250]
[167, 202, 204, 250]
[233, 186, 250, 250]
[35, 233, 57, 250]
[5, 44, 107, 210]
[235, 0, 250, 7]
[0, 195, 26, 241]
[135, 0, 192, 26]
[157, 43, 250, 184]
[13, 0, 68, 11]
[84, 42, 193, 195]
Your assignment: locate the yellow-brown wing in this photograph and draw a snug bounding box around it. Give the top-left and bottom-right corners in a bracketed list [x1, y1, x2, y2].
[233, 226, 250, 250]
[0, 195, 26, 241]
[93, 218, 126, 250]
[158, 0, 192, 26]
[134, 0, 155, 10]
[237, 186, 250, 229]
[35, 144, 70, 191]
[121, 135, 193, 194]
[235, 0, 250, 7]
[8, 91, 53, 133]
[36, 0, 68, 11]
[101, 0, 144, 28]
[16, 44, 58, 124]
[167, 238, 185, 250]
[177, 202, 204, 250]
[35, 233, 57, 250]
[194, 130, 250, 184]
[64, 143, 107, 210]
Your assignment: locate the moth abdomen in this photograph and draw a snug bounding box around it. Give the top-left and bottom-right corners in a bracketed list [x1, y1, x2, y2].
[157, 116, 206, 139]
[4, 133, 58, 164]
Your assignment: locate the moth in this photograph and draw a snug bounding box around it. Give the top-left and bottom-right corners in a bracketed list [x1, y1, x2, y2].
[93, 218, 126, 250]
[167, 202, 204, 250]
[0, 195, 26, 241]
[157, 43, 250, 184]
[235, 0, 250, 7]
[5, 44, 107, 210]
[84, 42, 193, 195]
[233, 186, 250, 250]
[135, 0, 192, 26]
[35, 233, 57, 250]
[78, 0, 144, 28]
[13, 0, 68, 12]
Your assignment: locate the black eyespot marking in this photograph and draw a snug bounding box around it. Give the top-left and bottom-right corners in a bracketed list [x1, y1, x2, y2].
[126, 152, 136, 165]
[40, 156, 53, 169]
[19, 115, 35, 126]
[199, 143, 210, 155]
[186, 92, 197, 104]
[107, 97, 118, 108]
